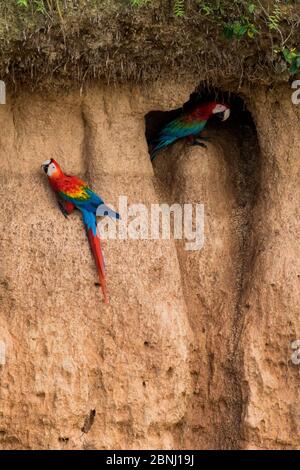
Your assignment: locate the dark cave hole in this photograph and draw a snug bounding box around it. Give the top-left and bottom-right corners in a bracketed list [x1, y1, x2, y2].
[145, 85, 257, 153]
[145, 84, 261, 205]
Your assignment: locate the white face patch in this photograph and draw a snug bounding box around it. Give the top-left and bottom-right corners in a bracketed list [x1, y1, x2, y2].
[47, 162, 57, 176]
[212, 104, 226, 114]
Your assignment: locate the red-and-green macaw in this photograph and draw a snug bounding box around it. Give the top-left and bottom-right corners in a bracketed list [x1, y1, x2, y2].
[41, 159, 119, 304]
[150, 101, 230, 161]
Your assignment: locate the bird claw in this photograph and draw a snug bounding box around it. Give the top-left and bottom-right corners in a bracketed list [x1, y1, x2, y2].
[57, 199, 69, 218]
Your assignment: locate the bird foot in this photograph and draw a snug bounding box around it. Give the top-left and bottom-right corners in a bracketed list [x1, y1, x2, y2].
[57, 200, 69, 218]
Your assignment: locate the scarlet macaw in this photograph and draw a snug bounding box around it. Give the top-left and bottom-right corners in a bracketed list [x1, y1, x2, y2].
[150, 101, 230, 161]
[41, 159, 119, 304]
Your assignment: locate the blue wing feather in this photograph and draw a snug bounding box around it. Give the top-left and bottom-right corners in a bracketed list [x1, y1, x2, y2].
[150, 117, 207, 160]
[59, 188, 119, 219]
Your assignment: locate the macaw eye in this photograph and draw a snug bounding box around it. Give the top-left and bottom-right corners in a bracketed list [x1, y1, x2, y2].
[213, 105, 226, 114]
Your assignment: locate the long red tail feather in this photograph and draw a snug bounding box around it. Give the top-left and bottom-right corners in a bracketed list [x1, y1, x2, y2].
[87, 229, 109, 304]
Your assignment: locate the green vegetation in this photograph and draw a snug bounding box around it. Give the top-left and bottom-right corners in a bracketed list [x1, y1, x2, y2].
[0, 1, 299, 87]
[173, 0, 186, 17]
[282, 47, 300, 74]
[128, 0, 300, 74]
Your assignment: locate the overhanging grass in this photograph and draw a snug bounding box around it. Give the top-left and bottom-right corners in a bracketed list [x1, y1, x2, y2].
[0, 1, 300, 89]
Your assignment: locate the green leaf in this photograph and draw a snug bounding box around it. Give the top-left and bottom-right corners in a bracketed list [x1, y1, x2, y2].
[283, 48, 296, 64]
[233, 22, 247, 37]
[16, 0, 28, 7]
[173, 0, 185, 17]
[34, 0, 46, 14]
[223, 24, 234, 39]
[248, 4, 255, 14]
[289, 62, 298, 75]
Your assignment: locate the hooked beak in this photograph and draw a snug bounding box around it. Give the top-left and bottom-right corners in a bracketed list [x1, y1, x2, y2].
[214, 108, 230, 122]
[41, 163, 49, 174]
[221, 108, 230, 121]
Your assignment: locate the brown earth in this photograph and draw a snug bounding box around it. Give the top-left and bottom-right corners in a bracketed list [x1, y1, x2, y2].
[1, 1, 300, 88]
[0, 80, 299, 449]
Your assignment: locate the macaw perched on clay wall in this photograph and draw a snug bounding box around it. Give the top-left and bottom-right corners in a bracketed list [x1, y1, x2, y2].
[42, 159, 119, 304]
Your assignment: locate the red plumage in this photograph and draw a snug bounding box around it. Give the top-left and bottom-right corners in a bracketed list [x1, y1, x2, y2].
[87, 229, 109, 304]
[42, 158, 112, 304]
